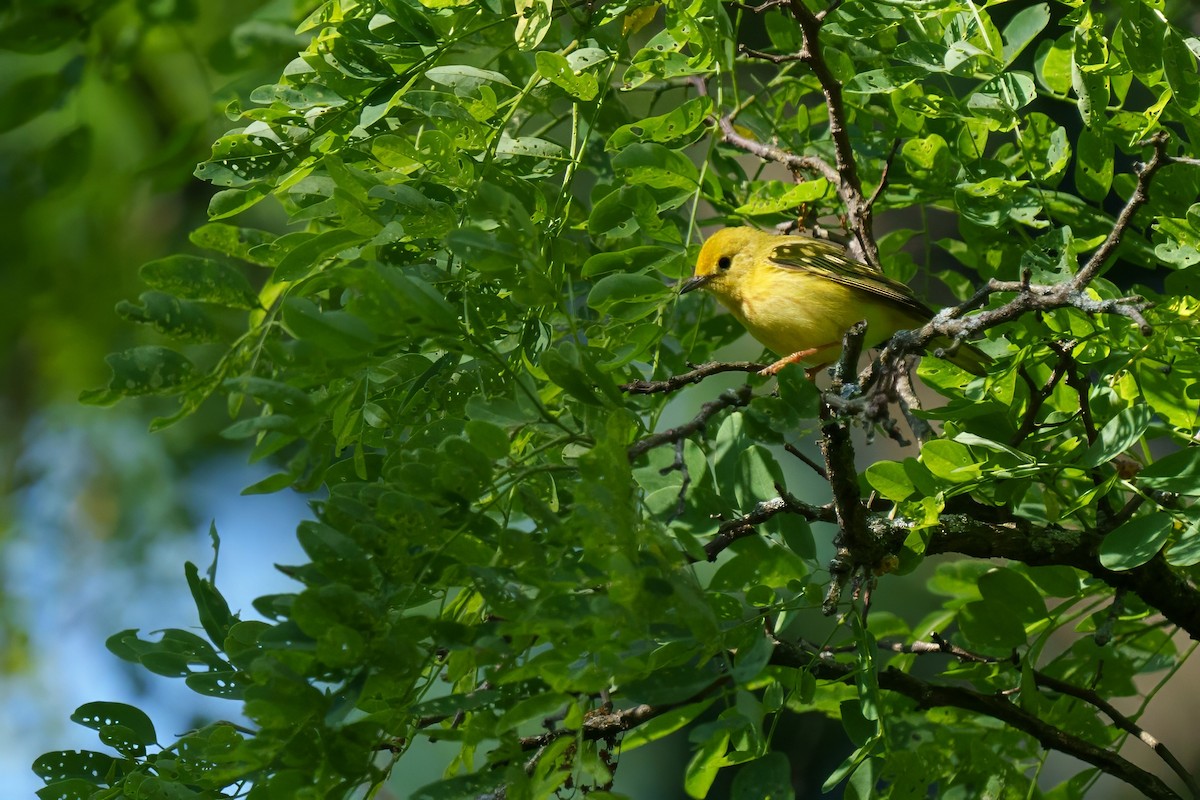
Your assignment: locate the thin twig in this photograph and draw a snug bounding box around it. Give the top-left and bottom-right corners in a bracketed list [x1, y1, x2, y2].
[785, 0, 876, 266]
[703, 493, 834, 561]
[1074, 132, 1170, 288]
[1010, 359, 1070, 446]
[716, 114, 842, 186]
[784, 442, 828, 479]
[627, 385, 753, 461]
[738, 44, 805, 64]
[893, 357, 933, 443]
[865, 138, 901, 212]
[621, 361, 766, 394]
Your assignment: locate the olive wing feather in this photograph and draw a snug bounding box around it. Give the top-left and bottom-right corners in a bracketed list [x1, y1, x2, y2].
[767, 238, 935, 321]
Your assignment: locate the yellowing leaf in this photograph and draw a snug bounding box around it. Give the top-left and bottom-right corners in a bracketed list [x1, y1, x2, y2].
[623, 3, 659, 36]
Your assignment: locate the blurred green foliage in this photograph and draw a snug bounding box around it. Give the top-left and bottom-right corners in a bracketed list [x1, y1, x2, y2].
[0, 0, 310, 410]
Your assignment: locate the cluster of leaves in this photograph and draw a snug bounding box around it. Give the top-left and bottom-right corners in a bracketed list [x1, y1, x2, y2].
[36, 0, 1200, 799]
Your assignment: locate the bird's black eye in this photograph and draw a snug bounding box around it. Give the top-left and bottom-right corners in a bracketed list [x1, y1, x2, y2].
[717, 256, 732, 270]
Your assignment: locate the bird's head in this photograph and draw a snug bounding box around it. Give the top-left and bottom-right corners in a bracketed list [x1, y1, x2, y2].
[679, 227, 763, 299]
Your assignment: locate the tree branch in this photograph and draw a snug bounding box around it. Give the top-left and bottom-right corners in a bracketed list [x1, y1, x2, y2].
[715, 112, 843, 187]
[627, 385, 753, 461]
[918, 514, 1200, 640]
[785, 0, 877, 266]
[818, 323, 879, 612]
[702, 488, 836, 561]
[621, 361, 766, 394]
[880, 634, 1199, 796]
[872, 134, 1170, 379]
[772, 640, 1184, 800]
[1074, 131, 1170, 288]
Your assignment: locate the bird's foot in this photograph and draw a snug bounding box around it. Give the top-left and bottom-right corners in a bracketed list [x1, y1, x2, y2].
[760, 346, 835, 380]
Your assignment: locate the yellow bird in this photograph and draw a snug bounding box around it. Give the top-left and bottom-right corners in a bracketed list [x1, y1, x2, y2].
[679, 227, 988, 377]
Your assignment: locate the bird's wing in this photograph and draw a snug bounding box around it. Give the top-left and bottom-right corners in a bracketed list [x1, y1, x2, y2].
[768, 237, 936, 320]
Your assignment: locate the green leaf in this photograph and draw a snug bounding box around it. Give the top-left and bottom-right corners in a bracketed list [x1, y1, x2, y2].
[194, 133, 286, 187]
[116, 292, 218, 342]
[622, 699, 716, 751]
[582, 245, 679, 278]
[1075, 127, 1113, 202]
[1072, 28, 1109, 127]
[1166, 514, 1200, 567]
[535, 51, 598, 100]
[1002, 4, 1050, 65]
[1099, 512, 1173, 570]
[36, 779, 98, 800]
[839, 699, 875, 748]
[426, 65, 515, 94]
[902, 134, 958, 186]
[1164, 31, 1200, 113]
[684, 727, 729, 800]
[224, 376, 313, 411]
[607, 97, 712, 150]
[207, 185, 273, 219]
[32, 750, 129, 785]
[0, 12, 84, 54]
[734, 179, 830, 216]
[731, 630, 775, 684]
[185, 559, 237, 646]
[79, 346, 197, 405]
[958, 598, 1027, 651]
[735, 445, 784, 510]
[587, 272, 666, 320]
[624, 663, 722, 705]
[189, 224, 277, 266]
[1117, 7, 1164, 76]
[776, 365, 819, 419]
[105, 628, 230, 677]
[542, 345, 609, 406]
[822, 743, 878, 793]
[0, 70, 73, 133]
[1021, 112, 1070, 183]
[968, 73, 1036, 128]
[920, 439, 980, 484]
[495, 134, 564, 161]
[496, 692, 572, 733]
[412, 772, 505, 800]
[613, 143, 698, 190]
[282, 297, 378, 357]
[274, 229, 363, 282]
[732, 752, 794, 800]
[70, 702, 157, 747]
[977, 567, 1046, 624]
[514, 0, 553, 50]
[1035, 33, 1073, 96]
[139, 255, 260, 309]
[588, 185, 658, 238]
[865, 461, 916, 502]
[1138, 449, 1200, 495]
[1079, 405, 1153, 468]
[844, 66, 925, 94]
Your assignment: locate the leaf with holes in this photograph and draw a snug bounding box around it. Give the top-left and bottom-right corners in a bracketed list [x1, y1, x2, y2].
[195, 132, 286, 188]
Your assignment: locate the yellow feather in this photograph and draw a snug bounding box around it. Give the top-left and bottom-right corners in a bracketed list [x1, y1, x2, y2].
[680, 227, 986, 374]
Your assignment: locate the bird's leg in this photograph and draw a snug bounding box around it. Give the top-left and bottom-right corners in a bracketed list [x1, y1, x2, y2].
[760, 344, 838, 379]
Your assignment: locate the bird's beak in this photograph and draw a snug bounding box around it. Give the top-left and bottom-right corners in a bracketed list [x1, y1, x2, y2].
[679, 274, 714, 294]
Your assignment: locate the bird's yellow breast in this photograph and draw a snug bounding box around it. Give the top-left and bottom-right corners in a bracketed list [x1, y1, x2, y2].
[714, 265, 916, 361]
